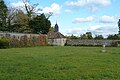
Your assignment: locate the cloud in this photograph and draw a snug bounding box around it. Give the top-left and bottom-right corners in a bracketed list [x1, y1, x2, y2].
[72, 16, 94, 23]
[72, 15, 118, 24]
[64, 9, 72, 13]
[88, 24, 118, 37]
[10, 1, 25, 8]
[10, 1, 40, 13]
[10, 1, 61, 15]
[65, 24, 118, 37]
[99, 15, 116, 23]
[67, 27, 86, 35]
[42, 3, 61, 15]
[65, 0, 111, 7]
[65, 0, 111, 12]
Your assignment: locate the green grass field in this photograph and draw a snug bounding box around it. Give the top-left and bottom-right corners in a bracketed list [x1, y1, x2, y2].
[0, 46, 120, 80]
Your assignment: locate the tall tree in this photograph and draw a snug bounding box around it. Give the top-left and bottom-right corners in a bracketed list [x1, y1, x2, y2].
[86, 32, 93, 39]
[7, 7, 16, 32]
[0, 0, 8, 31]
[70, 34, 78, 39]
[107, 34, 120, 40]
[22, 0, 53, 20]
[80, 34, 88, 39]
[29, 13, 51, 34]
[45, 12, 53, 19]
[118, 19, 120, 34]
[94, 35, 104, 40]
[11, 9, 31, 33]
[80, 32, 93, 39]
[22, 0, 41, 20]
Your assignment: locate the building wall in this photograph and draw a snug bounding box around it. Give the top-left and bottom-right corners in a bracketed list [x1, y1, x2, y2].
[48, 38, 66, 46]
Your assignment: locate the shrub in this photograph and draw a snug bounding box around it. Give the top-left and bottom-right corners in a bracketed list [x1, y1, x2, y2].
[0, 37, 9, 49]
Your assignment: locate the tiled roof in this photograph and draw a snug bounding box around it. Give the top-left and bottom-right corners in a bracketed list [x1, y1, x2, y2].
[47, 31, 65, 39]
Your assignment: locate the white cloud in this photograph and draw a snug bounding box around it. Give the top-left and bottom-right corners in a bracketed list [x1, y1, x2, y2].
[90, 6, 98, 12]
[64, 9, 72, 13]
[42, 3, 61, 15]
[65, 0, 111, 12]
[65, 24, 118, 37]
[88, 25, 102, 31]
[10, 1, 25, 8]
[10, 2, 61, 15]
[67, 27, 86, 36]
[72, 16, 94, 23]
[10, 1, 39, 13]
[88, 24, 118, 37]
[65, 0, 111, 7]
[99, 15, 116, 23]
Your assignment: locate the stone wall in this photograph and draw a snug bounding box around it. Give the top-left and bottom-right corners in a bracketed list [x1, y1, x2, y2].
[1, 32, 120, 47]
[66, 39, 120, 46]
[0, 32, 47, 47]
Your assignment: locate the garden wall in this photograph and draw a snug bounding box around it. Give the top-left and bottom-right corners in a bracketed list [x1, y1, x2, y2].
[66, 39, 120, 46]
[1, 32, 120, 47]
[0, 32, 47, 47]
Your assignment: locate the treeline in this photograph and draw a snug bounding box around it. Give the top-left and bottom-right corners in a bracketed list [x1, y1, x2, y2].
[0, 0, 52, 34]
[66, 32, 120, 40]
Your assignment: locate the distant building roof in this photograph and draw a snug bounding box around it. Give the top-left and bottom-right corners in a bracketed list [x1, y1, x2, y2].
[47, 31, 65, 39]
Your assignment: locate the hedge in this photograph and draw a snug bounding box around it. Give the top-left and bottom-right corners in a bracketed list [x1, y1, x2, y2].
[0, 37, 9, 49]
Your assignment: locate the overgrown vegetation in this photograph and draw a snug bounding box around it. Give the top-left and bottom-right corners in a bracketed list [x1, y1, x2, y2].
[0, 47, 120, 80]
[0, 36, 9, 49]
[9, 35, 47, 48]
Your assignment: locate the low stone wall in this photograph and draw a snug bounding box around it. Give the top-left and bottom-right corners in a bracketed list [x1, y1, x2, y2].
[66, 39, 120, 46]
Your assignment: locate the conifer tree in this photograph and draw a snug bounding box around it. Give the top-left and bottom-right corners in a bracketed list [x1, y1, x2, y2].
[0, 0, 8, 31]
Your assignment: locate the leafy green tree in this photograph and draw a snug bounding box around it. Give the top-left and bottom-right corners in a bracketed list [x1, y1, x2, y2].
[7, 7, 16, 32]
[22, 0, 41, 21]
[80, 34, 88, 39]
[118, 19, 120, 34]
[86, 32, 93, 39]
[70, 34, 78, 39]
[22, 0, 52, 33]
[94, 35, 104, 40]
[49, 27, 54, 32]
[11, 10, 31, 33]
[29, 13, 51, 34]
[0, 0, 8, 31]
[107, 34, 120, 40]
[80, 32, 93, 39]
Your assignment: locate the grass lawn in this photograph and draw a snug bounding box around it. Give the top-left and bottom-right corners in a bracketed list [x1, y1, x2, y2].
[0, 46, 120, 80]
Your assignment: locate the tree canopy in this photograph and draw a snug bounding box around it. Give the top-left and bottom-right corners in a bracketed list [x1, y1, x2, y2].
[107, 34, 120, 40]
[94, 35, 104, 40]
[0, 0, 8, 31]
[11, 10, 31, 33]
[29, 13, 51, 34]
[0, 0, 52, 34]
[80, 32, 93, 39]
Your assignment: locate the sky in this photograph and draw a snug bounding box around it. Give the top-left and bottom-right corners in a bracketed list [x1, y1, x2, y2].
[4, 0, 120, 37]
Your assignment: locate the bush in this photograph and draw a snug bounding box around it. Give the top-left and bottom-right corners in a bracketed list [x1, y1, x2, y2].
[0, 37, 9, 49]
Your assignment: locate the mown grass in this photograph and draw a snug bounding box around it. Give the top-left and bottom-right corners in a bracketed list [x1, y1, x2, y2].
[0, 46, 120, 80]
